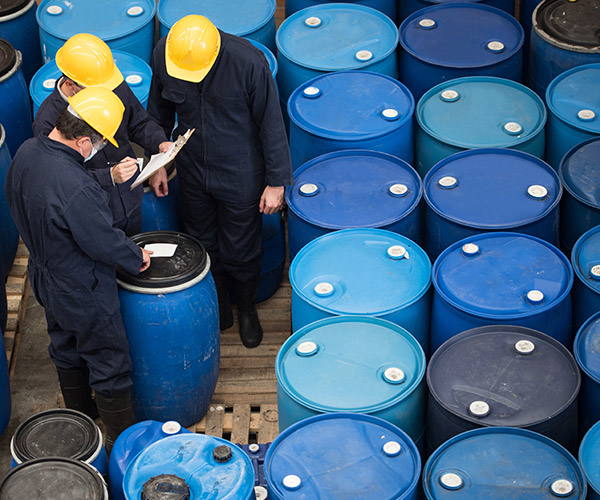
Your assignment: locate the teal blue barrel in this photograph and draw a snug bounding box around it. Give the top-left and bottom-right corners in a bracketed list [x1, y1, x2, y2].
[0, 0, 41, 84]
[399, 4, 524, 101]
[9, 409, 108, 477]
[108, 420, 191, 500]
[572, 226, 600, 332]
[416, 76, 546, 177]
[276, 316, 426, 449]
[122, 433, 255, 500]
[276, 3, 399, 125]
[290, 228, 431, 353]
[528, 0, 600, 99]
[424, 148, 561, 260]
[288, 71, 414, 170]
[116, 231, 219, 427]
[431, 232, 573, 353]
[286, 149, 422, 261]
[140, 167, 182, 232]
[257, 212, 285, 303]
[286, 0, 398, 23]
[559, 137, 600, 256]
[0, 124, 18, 277]
[266, 413, 421, 500]
[427, 325, 580, 456]
[157, 0, 277, 54]
[574, 312, 600, 437]
[579, 420, 600, 499]
[423, 427, 587, 499]
[400, 0, 514, 21]
[546, 64, 600, 170]
[36, 0, 156, 63]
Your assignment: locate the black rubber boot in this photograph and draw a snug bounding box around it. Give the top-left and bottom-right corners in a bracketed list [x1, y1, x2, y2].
[233, 276, 263, 348]
[213, 273, 233, 331]
[56, 367, 99, 420]
[95, 390, 135, 456]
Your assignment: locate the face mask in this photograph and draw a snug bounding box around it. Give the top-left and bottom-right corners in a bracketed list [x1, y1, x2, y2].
[80, 139, 106, 162]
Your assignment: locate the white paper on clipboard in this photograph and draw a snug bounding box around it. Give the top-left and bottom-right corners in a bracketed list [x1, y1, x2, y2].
[130, 128, 195, 189]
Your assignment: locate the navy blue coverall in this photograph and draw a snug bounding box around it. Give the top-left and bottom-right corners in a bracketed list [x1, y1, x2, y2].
[5, 136, 143, 396]
[33, 80, 168, 236]
[147, 32, 293, 281]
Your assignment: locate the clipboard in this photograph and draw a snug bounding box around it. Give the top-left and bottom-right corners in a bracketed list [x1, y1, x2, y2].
[130, 128, 195, 190]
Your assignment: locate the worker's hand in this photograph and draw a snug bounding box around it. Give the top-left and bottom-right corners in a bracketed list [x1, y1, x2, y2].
[259, 186, 285, 215]
[140, 247, 153, 272]
[149, 167, 169, 197]
[111, 157, 139, 184]
[158, 141, 174, 153]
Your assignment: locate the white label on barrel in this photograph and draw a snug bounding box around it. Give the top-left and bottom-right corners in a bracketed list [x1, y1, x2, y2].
[384, 367, 406, 384]
[578, 109, 596, 121]
[126, 74, 143, 86]
[144, 243, 177, 258]
[487, 41, 505, 53]
[314, 282, 334, 297]
[162, 421, 181, 434]
[515, 340, 535, 354]
[383, 441, 402, 457]
[46, 5, 63, 15]
[440, 473, 463, 490]
[469, 401, 490, 417]
[591, 265, 600, 279]
[355, 50, 373, 62]
[389, 184, 408, 196]
[283, 475, 302, 490]
[255, 486, 268, 500]
[43, 78, 57, 90]
[551, 479, 574, 497]
[440, 90, 459, 102]
[381, 108, 400, 120]
[127, 6, 144, 16]
[418, 18, 437, 29]
[527, 290, 544, 303]
[527, 185, 548, 199]
[462, 243, 479, 256]
[387, 246, 408, 260]
[504, 122, 523, 135]
[305, 16, 322, 27]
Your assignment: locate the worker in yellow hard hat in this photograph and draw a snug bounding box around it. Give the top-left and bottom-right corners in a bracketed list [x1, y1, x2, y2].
[147, 15, 292, 349]
[33, 33, 173, 236]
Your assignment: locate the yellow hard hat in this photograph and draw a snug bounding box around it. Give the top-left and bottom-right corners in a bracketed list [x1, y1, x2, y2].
[165, 15, 221, 83]
[56, 33, 124, 90]
[68, 86, 124, 148]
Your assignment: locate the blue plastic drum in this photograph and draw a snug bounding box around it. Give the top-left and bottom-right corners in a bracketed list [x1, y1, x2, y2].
[0, 0, 41, 84]
[157, 0, 277, 54]
[399, 4, 524, 100]
[0, 124, 18, 277]
[288, 71, 414, 170]
[116, 231, 219, 427]
[431, 232, 573, 353]
[249, 39, 277, 80]
[140, 168, 182, 233]
[276, 4, 399, 121]
[424, 148, 561, 260]
[528, 0, 600, 99]
[286, 0, 398, 22]
[257, 212, 286, 303]
[579, 420, 600, 500]
[290, 228, 432, 353]
[286, 149, 422, 261]
[276, 316, 426, 448]
[266, 413, 421, 500]
[559, 137, 600, 256]
[122, 433, 255, 500]
[36, 0, 156, 63]
[574, 312, 600, 437]
[416, 76, 546, 176]
[399, 0, 514, 21]
[423, 427, 587, 499]
[572, 226, 600, 332]
[546, 64, 600, 170]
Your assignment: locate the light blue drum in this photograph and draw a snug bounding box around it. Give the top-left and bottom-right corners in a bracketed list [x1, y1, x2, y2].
[290, 228, 432, 353]
[288, 71, 414, 170]
[574, 312, 600, 437]
[0, 124, 18, 277]
[572, 226, 600, 332]
[416, 76, 546, 177]
[545, 64, 600, 170]
[579, 420, 600, 500]
[286, 0, 398, 23]
[36, 0, 156, 64]
[399, 0, 514, 21]
[157, 0, 277, 54]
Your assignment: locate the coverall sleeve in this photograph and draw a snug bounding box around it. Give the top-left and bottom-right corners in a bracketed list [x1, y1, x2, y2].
[86, 167, 114, 188]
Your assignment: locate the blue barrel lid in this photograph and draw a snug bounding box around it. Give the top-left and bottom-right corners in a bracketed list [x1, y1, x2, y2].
[287, 150, 422, 230]
[36, 0, 156, 42]
[157, 0, 276, 37]
[290, 228, 431, 316]
[424, 148, 561, 229]
[417, 76, 546, 149]
[29, 50, 152, 112]
[572, 226, 600, 295]
[248, 39, 277, 78]
[276, 4, 399, 72]
[276, 316, 425, 413]
[428, 325, 580, 428]
[288, 71, 414, 140]
[433, 232, 573, 319]
[560, 137, 600, 209]
[546, 64, 600, 135]
[266, 413, 421, 499]
[574, 312, 600, 383]
[122, 433, 255, 499]
[399, 3, 523, 68]
[579, 420, 600, 496]
[424, 427, 587, 499]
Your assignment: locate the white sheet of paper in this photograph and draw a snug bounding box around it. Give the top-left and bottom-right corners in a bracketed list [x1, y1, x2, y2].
[130, 143, 176, 189]
[144, 243, 178, 258]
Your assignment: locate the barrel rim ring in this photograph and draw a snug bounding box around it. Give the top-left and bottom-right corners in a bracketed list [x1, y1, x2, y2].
[559, 136, 600, 209]
[574, 312, 600, 383]
[0, 0, 35, 21]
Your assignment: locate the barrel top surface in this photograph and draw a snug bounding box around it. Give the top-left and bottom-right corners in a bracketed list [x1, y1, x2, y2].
[122, 434, 254, 498]
[579, 421, 600, 494]
[399, 3, 523, 67]
[424, 427, 587, 499]
[157, 0, 276, 35]
[534, 0, 600, 51]
[572, 226, 600, 294]
[277, 316, 425, 412]
[560, 138, 600, 208]
[574, 313, 600, 382]
[266, 413, 420, 499]
[433, 232, 573, 318]
[276, 4, 399, 71]
[290, 228, 431, 315]
[36, 0, 156, 40]
[248, 39, 277, 77]
[424, 149, 561, 229]
[417, 77, 546, 148]
[546, 64, 600, 134]
[0, 0, 30, 16]
[0, 39, 16, 78]
[288, 71, 414, 139]
[287, 150, 422, 229]
[428, 326, 580, 428]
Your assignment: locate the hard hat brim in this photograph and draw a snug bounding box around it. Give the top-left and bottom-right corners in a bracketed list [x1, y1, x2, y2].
[107, 136, 119, 148]
[165, 30, 221, 83]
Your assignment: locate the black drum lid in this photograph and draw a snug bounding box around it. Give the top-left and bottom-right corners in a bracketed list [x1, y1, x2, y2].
[536, 0, 600, 49]
[142, 474, 191, 500]
[0, 38, 16, 78]
[0, 0, 30, 17]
